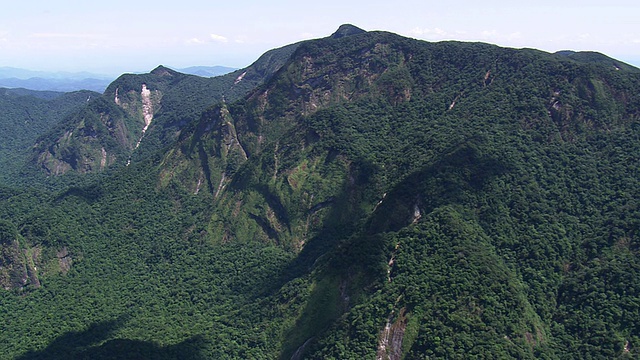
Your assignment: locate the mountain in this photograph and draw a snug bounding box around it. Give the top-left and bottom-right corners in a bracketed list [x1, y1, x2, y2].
[0, 88, 99, 185]
[1, 25, 640, 359]
[554, 50, 640, 72]
[0, 67, 116, 92]
[30, 42, 300, 177]
[0, 77, 113, 93]
[0, 67, 114, 80]
[172, 65, 237, 77]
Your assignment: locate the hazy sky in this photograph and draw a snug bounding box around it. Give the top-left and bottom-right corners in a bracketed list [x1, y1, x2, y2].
[1, 0, 639, 75]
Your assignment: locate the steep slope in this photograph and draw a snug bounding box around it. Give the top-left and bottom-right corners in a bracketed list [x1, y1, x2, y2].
[0, 88, 98, 184]
[161, 27, 640, 358]
[30, 42, 300, 177]
[0, 219, 31, 290]
[1, 26, 639, 359]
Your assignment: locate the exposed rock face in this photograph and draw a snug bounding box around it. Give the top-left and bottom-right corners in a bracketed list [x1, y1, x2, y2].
[57, 247, 73, 275]
[131, 84, 157, 152]
[0, 221, 31, 290]
[34, 79, 163, 174]
[32, 44, 300, 176]
[377, 308, 407, 360]
[0, 243, 73, 291]
[0, 219, 73, 291]
[0, 239, 29, 290]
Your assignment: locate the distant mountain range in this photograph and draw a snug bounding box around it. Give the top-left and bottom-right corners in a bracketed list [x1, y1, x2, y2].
[0, 77, 113, 93]
[0, 67, 115, 81]
[0, 66, 237, 93]
[170, 65, 237, 77]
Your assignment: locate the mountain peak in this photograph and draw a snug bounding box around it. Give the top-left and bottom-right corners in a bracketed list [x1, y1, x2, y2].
[330, 24, 366, 39]
[150, 65, 177, 77]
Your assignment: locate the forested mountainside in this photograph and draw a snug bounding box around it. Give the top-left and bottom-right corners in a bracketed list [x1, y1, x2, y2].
[0, 88, 98, 185]
[1, 24, 639, 359]
[30, 41, 299, 177]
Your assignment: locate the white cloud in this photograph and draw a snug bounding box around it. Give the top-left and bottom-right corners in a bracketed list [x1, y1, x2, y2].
[409, 27, 509, 43]
[187, 37, 205, 45]
[409, 26, 535, 48]
[409, 27, 449, 39]
[210, 34, 228, 43]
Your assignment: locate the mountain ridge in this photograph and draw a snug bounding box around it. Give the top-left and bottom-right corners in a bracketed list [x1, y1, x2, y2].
[154, 26, 640, 358]
[0, 65, 239, 93]
[29, 41, 302, 176]
[0, 25, 639, 359]
[27, 26, 640, 177]
[554, 50, 640, 72]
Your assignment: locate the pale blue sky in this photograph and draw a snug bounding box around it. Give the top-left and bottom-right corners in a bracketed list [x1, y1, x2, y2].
[1, 0, 639, 75]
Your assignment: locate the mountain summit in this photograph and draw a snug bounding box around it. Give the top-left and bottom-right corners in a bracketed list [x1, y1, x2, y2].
[330, 23, 366, 38]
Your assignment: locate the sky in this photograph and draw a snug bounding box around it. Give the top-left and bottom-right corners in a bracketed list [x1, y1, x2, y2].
[1, 0, 639, 76]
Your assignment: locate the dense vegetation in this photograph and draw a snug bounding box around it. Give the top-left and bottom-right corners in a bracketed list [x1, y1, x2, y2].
[1, 25, 639, 359]
[30, 42, 300, 178]
[0, 88, 98, 185]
